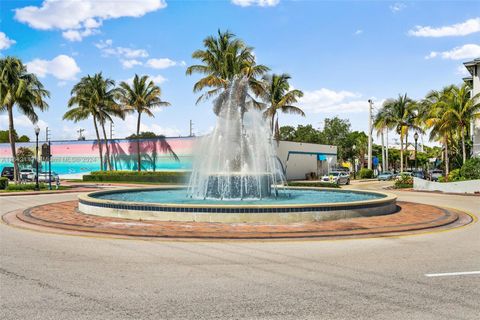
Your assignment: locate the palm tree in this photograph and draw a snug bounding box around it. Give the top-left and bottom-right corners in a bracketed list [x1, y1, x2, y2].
[378, 94, 419, 172]
[118, 74, 170, 171]
[443, 83, 480, 164]
[421, 85, 455, 176]
[0, 57, 49, 182]
[64, 73, 122, 171]
[186, 30, 269, 108]
[256, 74, 304, 138]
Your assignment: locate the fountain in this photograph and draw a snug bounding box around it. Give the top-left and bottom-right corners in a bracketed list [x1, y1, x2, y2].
[187, 76, 285, 200]
[78, 77, 397, 224]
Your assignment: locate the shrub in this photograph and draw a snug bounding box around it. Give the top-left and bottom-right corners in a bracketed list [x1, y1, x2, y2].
[394, 174, 413, 189]
[83, 171, 190, 184]
[5, 183, 46, 191]
[447, 169, 465, 182]
[0, 177, 8, 190]
[459, 158, 480, 180]
[287, 181, 340, 188]
[358, 168, 374, 179]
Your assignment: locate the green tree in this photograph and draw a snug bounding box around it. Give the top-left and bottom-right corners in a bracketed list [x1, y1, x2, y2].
[186, 30, 269, 107]
[17, 147, 34, 168]
[256, 74, 304, 138]
[377, 94, 420, 172]
[443, 83, 480, 164]
[0, 57, 49, 182]
[118, 74, 170, 171]
[64, 73, 122, 171]
[279, 126, 296, 141]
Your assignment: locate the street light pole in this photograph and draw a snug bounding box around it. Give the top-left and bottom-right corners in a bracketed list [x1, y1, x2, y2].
[414, 132, 419, 171]
[34, 125, 40, 191]
[352, 144, 357, 180]
[367, 99, 373, 170]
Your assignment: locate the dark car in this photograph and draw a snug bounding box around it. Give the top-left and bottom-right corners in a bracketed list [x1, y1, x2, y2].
[1, 166, 15, 180]
[412, 170, 425, 179]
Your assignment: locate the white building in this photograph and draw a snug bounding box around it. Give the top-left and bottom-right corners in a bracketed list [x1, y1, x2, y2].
[276, 141, 337, 180]
[463, 58, 480, 157]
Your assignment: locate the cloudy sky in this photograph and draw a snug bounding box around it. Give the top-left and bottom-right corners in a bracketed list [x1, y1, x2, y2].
[1, 0, 479, 144]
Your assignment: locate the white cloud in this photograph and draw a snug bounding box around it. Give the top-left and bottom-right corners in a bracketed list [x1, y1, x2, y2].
[14, 0, 167, 41]
[232, 0, 279, 7]
[0, 32, 16, 50]
[0, 115, 48, 132]
[390, 2, 406, 13]
[115, 114, 180, 138]
[409, 18, 480, 37]
[121, 59, 143, 69]
[425, 44, 480, 60]
[146, 58, 178, 69]
[124, 74, 167, 85]
[95, 39, 149, 58]
[354, 29, 363, 35]
[299, 88, 372, 114]
[26, 55, 81, 80]
[456, 65, 470, 77]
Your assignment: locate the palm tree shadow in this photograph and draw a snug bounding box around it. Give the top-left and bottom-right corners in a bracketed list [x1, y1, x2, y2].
[125, 136, 179, 171]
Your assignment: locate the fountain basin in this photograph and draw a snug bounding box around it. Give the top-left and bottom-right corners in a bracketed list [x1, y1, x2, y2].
[78, 187, 397, 223]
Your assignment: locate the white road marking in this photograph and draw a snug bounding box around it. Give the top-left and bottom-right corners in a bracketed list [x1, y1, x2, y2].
[425, 271, 480, 277]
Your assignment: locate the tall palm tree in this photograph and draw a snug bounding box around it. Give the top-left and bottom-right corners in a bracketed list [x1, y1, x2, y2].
[186, 30, 269, 108]
[118, 74, 170, 171]
[256, 74, 304, 138]
[443, 83, 480, 164]
[421, 85, 456, 176]
[0, 57, 49, 182]
[378, 94, 419, 172]
[64, 73, 121, 171]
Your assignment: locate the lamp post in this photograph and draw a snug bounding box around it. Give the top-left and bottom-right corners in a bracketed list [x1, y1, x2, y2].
[352, 145, 357, 180]
[34, 125, 40, 191]
[414, 132, 419, 171]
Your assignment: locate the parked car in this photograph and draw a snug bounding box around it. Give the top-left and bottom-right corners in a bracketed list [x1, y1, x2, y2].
[395, 172, 413, 180]
[38, 171, 59, 183]
[20, 168, 36, 181]
[412, 170, 425, 179]
[1, 167, 14, 180]
[321, 171, 350, 185]
[377, 171, 394, 181]
[429, 169, 443, 181]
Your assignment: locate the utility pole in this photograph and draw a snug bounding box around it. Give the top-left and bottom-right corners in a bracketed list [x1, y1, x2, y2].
[77, 128, 85, 140]
[189, 120, 194, 137]
[110, 122, 114, 140]
[367, 99, 373, 170]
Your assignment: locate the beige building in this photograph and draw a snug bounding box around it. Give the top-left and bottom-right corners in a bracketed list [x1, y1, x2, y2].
[463, 58, 480, 157]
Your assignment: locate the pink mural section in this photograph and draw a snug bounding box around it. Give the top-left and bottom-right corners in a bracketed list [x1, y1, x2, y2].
[0, 137, 194, 177]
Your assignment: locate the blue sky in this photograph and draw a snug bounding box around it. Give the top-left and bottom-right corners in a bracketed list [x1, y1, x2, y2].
[1, 0, 479, 145]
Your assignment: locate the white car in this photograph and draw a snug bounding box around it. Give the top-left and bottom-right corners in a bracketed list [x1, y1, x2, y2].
[20, 169, 36, 181]
[321, 171, 350, 185]
[38, 171, 59, 183]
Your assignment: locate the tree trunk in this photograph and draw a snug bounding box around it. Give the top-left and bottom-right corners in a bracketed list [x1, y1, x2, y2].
[385, 130, 389, 171]
[93, 117, 103, 171]
[270, 110, 276, 134]
[101, 123, 112, 171]
[381, 130, 385, 172]
[400, 133, 404, 173]
[136, 112, 142, 172]
[444, 135, 449, 179]
[7, 105, 19, 183]
[461, 126, 466, 164]
[405, 134, 409, 171]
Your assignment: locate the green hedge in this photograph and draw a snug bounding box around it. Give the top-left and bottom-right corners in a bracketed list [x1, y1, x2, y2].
[358, 168, 374, 179]
[394, 174, 413, 189]
[5, 183, 46, 191]
[460, 158, 480, 180]
[83, 171, 190, 184]
[0, 177, 8, 190]
[287, 181, 340, 188]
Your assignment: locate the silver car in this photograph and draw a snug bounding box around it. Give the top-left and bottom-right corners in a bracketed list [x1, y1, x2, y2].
[38, 171, 59, 183]
[321, 171, 350, 185]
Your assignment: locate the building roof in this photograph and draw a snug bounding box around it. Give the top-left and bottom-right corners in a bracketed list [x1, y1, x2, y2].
[463, 58, 480, 76]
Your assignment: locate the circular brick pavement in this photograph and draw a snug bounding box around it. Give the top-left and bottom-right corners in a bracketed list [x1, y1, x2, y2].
[3, 200, 472, 239]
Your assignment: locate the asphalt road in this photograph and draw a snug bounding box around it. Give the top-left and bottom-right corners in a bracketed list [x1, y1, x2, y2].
[1, 183, 479, 319]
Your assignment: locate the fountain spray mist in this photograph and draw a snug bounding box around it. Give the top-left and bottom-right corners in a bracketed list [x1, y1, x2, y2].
[188, 76, 286, 200]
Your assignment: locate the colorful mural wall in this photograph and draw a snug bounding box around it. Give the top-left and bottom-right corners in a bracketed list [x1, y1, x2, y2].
[0, 137, 194, 177]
